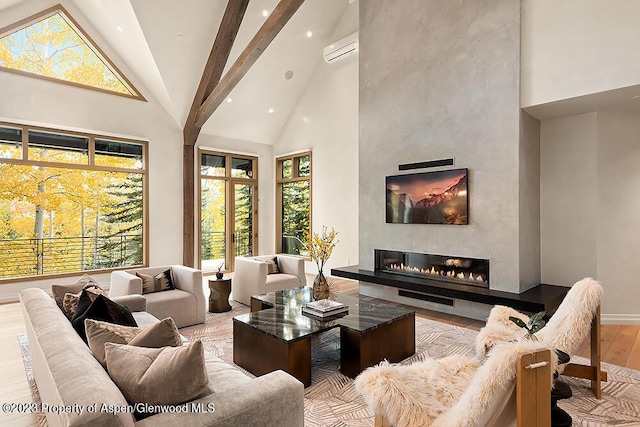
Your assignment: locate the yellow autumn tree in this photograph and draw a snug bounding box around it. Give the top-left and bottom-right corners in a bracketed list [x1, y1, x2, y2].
[0, 10, 132, 95]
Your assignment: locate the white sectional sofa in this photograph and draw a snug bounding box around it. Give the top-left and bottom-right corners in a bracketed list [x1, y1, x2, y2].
[19, 287, 305, 427]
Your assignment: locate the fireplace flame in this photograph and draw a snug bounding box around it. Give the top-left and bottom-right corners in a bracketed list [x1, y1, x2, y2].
[387, 263, 486, 283]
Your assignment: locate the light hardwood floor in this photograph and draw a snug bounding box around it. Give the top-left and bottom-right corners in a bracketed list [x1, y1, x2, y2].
[1, 280, 638, 426]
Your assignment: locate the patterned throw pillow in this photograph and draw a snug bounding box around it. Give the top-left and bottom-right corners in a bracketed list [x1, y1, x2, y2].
[51, 274, 100, 311]
[136, 269, 175, 294]
[61, 284, 108, 320]
[71, 291, 137, 343]
[266, 257, 280, 275]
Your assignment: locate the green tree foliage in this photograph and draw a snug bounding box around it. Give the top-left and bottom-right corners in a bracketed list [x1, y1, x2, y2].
[97, 173, 143, 268]
[282, 180, 310, 255]
[0, 141, 144, 278]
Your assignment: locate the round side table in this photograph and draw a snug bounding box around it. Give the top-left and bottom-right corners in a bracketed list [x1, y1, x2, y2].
[208, 278, 232, 313]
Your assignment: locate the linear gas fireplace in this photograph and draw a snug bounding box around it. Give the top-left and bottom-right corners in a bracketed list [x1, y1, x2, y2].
[375, 249, 490, 288]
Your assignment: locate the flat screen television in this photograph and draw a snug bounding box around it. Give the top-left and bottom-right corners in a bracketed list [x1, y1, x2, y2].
[386, 168, 468, 224]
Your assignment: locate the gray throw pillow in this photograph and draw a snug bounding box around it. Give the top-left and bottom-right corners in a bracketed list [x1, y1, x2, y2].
[105, 340, 211, 406]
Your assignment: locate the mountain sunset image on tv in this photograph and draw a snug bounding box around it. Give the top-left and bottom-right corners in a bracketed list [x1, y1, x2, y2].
[386, 168, 468, 224]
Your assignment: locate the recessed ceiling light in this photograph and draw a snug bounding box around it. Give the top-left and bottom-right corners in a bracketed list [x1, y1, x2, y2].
[268, 108, 274, 114]
[284, 70, 294, 80]
[226, 97, 232, 103]
[177, 34, 184, 40]
[116, 25, 123, 32]
[262, 10, 269, 17]
[306, 31, 313, 38]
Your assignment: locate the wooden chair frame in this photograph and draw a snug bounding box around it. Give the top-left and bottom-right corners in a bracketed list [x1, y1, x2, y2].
[374, 349, 552, 427]
[561, 305, 607, 399]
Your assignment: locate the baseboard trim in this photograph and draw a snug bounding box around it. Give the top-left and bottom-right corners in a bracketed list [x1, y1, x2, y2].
[601, 314, 640, 325]
[0, 295, 20, 304]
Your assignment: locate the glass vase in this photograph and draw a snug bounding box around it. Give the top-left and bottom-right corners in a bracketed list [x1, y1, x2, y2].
[312, 271, 327, 300]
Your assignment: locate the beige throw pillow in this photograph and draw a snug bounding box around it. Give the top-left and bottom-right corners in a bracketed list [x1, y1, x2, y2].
[85, 320, 142, 366]
[86, 317, 182, 367]
[129, 317, 182, 348]
[105, 340, 211, 405]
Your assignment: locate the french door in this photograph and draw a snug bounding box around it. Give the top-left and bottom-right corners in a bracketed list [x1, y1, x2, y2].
[199, 151, 257, 273]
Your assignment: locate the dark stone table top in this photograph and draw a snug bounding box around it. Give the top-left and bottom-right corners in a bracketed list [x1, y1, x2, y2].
[233, 287, 415, 343]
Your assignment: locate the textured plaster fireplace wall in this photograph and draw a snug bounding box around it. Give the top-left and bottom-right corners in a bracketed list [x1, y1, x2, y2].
[359, 0, 540, 294]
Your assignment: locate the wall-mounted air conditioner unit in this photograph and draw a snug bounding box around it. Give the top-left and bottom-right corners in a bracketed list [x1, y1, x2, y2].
[323, 31, 359, 63]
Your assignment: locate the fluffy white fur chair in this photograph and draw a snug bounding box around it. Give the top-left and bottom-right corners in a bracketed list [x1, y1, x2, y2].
[475, 278, 603, 361]
[474, 277, 606, 398]
[355, 340, 557, 427]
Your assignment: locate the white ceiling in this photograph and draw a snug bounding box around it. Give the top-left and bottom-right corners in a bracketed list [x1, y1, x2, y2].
[69, 0, 349, 144]
[0, 0, 349, 144]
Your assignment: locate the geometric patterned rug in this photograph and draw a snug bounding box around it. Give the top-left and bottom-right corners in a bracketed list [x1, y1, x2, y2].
[180, 303, 640, 427]
[19, 303, 640, 427]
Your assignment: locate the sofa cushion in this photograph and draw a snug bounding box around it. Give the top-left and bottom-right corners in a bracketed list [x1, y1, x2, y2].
[105, 340, 211, 406]
[265, 274, 301, 293]
[86, 317, 182, 366]
[71, 292, 137, 342]
[144, 289, 197, 328]
[137, 269, 174, 294]
[204, 354, 252, 393]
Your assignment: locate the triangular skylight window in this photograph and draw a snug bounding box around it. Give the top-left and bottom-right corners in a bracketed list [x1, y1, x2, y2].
[0, 5, 143, 100]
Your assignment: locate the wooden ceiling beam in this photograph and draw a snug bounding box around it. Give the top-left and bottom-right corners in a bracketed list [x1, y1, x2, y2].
[194, 0, 305, 128]
[183, 0, 248, 267]
[183, 0, 249, 146]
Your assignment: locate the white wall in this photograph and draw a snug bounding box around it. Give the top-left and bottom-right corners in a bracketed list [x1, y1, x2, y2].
[195, 135, 275, 257]
[540, 110, 640, 323]
[522, 0, 640, 107]
[596, 109, 640, 322]
[273, 1, 359, 275]
[540, 113, 598, 284]
[0, 0, 183, 301]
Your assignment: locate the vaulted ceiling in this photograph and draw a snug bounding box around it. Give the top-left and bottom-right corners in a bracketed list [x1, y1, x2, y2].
[0, 0, 351, 145]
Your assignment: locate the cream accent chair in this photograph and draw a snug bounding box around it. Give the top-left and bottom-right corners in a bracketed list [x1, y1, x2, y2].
[110, 265, 205, 328]
[475, 277, 605, 398]
[233, 254, 306, 306]
[355, 340, 556, 427]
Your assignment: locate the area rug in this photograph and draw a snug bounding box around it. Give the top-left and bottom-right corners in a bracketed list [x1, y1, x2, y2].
[20, 303, 640, 427]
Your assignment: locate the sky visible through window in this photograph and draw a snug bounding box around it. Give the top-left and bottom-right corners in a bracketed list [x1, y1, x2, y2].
[0, 10, 134, 96]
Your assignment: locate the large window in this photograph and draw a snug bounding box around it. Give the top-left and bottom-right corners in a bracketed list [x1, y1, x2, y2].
[0, 122, 147, 280]
[276, 152, 311, 256]
[0, 5, 143, 99]
[199, 151, 257, 273]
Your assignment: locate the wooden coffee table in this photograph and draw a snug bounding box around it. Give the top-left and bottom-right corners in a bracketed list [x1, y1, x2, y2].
[233, 287, 415, 386]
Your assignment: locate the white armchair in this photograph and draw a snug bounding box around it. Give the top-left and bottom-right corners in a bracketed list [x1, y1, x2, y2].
[233, 254, 306, 305]
[110, 265, 205, 328]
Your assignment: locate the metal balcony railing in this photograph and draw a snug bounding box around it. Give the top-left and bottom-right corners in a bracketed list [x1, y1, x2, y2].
[0, 234, 142, 279]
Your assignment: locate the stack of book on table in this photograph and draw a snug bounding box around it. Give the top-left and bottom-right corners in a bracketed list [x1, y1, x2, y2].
[302, 299, 348, 318]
